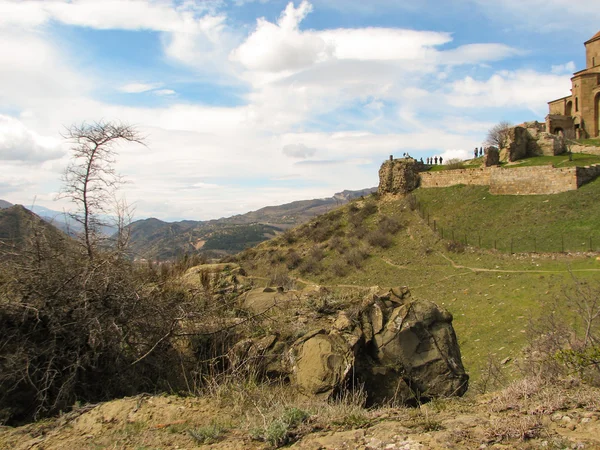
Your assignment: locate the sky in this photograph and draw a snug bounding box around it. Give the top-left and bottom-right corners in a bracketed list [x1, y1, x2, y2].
[0, 0, 599, 221]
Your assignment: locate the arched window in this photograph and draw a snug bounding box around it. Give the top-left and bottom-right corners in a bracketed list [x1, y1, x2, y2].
[576, 97, 579, 112]
[566, 101, 573, 116]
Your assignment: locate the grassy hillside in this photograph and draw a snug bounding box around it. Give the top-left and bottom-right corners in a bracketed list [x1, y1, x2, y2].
[235, 190, 600, 386]
[413, 177, 600, 253]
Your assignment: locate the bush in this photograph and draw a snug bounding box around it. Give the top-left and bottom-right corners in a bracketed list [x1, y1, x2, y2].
[0, 230, 220, 424]
[444, 158, 466, 170]
[286, 250, 302, 270]
[367, 229, 393, 248]
[345, 245, 370, 269]
[378, 216, 402, 234]
[331, 260, 349, 277]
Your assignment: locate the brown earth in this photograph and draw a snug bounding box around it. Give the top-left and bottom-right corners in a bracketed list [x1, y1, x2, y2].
[2, 377, 599, 449]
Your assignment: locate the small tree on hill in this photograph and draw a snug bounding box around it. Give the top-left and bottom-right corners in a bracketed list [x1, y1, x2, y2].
[58, 121, 145, 259]
[485, 121, 512, 149]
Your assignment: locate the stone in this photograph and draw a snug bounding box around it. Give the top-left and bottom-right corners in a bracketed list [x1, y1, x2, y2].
[534, 132, 566, 156]
[500, 126, 530, 162]
[288, 330, 354, 397]
[333, 311, 353, 331]
[378, 159, 424, 195]
[359, 299, 468, 404]
[483, 147, 500, 167]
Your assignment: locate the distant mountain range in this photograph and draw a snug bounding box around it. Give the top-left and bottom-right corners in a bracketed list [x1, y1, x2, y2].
[126, 187, 376, 260]
[0, 187, 376, 260]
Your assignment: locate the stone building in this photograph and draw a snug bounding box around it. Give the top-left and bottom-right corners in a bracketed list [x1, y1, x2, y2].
[547, 30, 600, 138]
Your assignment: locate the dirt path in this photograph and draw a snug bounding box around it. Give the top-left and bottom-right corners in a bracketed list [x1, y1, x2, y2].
[438, 252, 600, 274]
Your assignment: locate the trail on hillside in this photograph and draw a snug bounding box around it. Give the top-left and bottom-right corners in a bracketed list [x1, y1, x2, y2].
[437, 252, 600, 274]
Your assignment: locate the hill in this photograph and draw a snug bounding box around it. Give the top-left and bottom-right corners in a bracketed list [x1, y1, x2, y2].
[0, 199, 12, 209]
[126, 187, 376, 260]
[0, 205, 70, 255]
[234, 180, 600, 385]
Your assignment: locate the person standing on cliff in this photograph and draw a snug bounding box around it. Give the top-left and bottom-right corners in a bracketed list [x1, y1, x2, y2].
[434, 156, 438, 164]
[439, 156, 443, 165]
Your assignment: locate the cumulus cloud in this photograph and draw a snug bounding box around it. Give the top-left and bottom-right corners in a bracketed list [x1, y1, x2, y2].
[282, 143, 317, 158]
[231, 0, 331, 72]
[446, 70, 572, 113]
[0, 0, 223, 32]
[0, 115, 63, 163]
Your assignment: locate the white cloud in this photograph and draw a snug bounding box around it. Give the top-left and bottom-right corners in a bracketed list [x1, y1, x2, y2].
[0, 0, 223, 32]
[119, 83, 163, 93]
[154, 89, 177, 96]
[446, 70, 572, 114]
[231, 0, 331, 72]
[282, 143, 317, 158]
[551, 61, 576, 75]
[0, 115, 63, 162]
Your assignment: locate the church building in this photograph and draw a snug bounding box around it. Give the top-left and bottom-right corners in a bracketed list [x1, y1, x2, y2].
[547, 31, 600, 138]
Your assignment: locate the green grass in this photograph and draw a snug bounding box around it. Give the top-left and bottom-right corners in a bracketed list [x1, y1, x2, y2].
[413, 178, 600, 253]
[505, 152, 600, 168]
[576, 138, 600, 146]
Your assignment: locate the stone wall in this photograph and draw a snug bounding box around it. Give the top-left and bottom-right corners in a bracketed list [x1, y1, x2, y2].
[419, 168, 491, 188]
[489, 166, 577, 195]
[416, 164, 600, 195]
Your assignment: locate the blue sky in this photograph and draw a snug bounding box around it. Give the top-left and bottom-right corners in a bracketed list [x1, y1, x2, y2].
[0, 0, 598, 221]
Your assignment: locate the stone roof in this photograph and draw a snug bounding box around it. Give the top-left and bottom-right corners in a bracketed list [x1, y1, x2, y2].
[585, 30, 600, 44]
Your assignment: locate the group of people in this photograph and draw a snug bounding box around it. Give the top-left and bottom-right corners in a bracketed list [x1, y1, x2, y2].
[426, 156, 443, 165]
[474, 147, 485, 158]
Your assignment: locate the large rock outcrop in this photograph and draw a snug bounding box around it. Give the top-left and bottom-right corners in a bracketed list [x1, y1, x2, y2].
[378, 159, 423, 195]
[234, 286, 469, 405]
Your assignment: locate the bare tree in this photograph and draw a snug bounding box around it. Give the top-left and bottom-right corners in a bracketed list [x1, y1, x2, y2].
[58, 121, 145, 259]
[485, 121, 512, 149]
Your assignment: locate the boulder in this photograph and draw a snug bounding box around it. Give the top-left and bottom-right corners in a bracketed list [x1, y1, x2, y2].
[288, 288, 467, 404]
[231, 286, 468, 405]
[288, 330, 354, 398]
[361, 299, 468, 404]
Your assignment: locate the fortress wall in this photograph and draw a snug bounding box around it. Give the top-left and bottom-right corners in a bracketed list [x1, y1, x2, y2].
[419, 168, 491, 188]
[576, 164, 600, 187]
[489, 166, 577, 195]
[418, 165, 597, 195]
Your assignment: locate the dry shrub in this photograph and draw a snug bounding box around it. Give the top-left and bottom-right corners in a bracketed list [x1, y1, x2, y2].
[286, 250, 302, 270]
[444, 158, 466, 170]
[485, 415, 542, 442]
[282, 230, 296, 244]
[522, 278, 600, 385]
[377, 216, 403, 234]
[405, 193, 418, 211]
[445, 240, 465, 253]
[345, 245, 370, 269]
[367, 229, 393, 248]
[0, 229, 238, 425]
[327, 235, 347, 253]
[298, 247, 324, 275]
[331, 260, 349, 277]
[269, 270, 296, 290]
